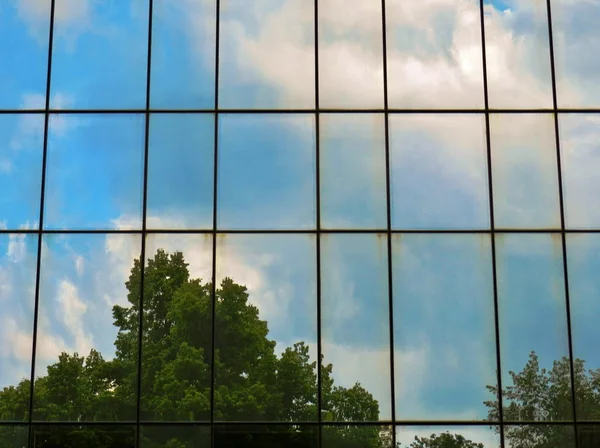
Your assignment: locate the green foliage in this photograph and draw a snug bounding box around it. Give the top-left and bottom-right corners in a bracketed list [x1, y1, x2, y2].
[485, 351, 600, 448]
[0, 249, 383, 447]
[407, 433, 484, 448]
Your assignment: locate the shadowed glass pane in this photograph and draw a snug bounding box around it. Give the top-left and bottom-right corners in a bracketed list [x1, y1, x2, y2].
[215, 425, 318, 447]
[141, 425, 210, 447]
[31, 425, 136, 448]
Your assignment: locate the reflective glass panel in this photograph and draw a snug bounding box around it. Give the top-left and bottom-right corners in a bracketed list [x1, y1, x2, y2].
[484, 0, 552, 108]
[0, 234, 38, 421]
[390, 114, 489, 230]
[496, 233, 572, 422]
[44, 114, 145, 230]
[320, 114, 387, 229]
[393, 234, 497, 421]
[321, 234, 391, 421]
[0, 114, 43, 228]
[0, 2, 49, 109]
[219, 0, 315, 109]
[215, 234, 317, 422]
[33, 233, 142, 421]
[217, 114, 316, 230]
[50, 0, 149, 109]
[150, 0, 216, 109]
[147, 114, 214, 230]
[386, 0, 485, 109]
[319, 0, 384, 108]
[490, 113, 560, 229]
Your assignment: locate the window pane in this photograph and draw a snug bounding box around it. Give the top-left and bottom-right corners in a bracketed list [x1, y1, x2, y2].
[319, 0, 384, 108]
[0, 2, 49, 109]
[321, 234, 391, 422]
[386, 0, 484, 109]
[323, 425, 393, 448]
[150, 0, 216, 109]
[504, 425, 575, 448]
[44, 114, 145, 230]
[217, 114, 316, 230]
[484, 0, 552, 108]
[496, 233, 572, 422]
[396, 426, 500, 448]
[0, 426, 28, 447]
[490, 114, 560, 229]
[147, 114, 214, 230]
[393, 234, 497, 421]
[566, 234, 600, 421]
[219, 0, 315, 109]
[215, 424, 318, 447]
[559, 114, 600, 229]
[552, 0, 600, 108]
[0, 234, 38, 421]
[31, 425, 136, 447]
[0, 114, 43, 228]
[390, 114, 489, 230]
[50, 0, 149, 109]
[141, 234, 213, 422]
[320, 114, 386, 229]
[141, 425, 210, 447]
[33, 234, 142, 421]
[215, 234, 317, 422]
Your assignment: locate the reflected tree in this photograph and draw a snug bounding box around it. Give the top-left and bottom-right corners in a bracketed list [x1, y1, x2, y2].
[485, 351, 600, 448]
[2, 249, 600, 447]
[0, 249, 385, 447]
[403, 433, 484, 448]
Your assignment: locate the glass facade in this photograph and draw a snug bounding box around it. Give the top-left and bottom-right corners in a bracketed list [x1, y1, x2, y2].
[0, 0, 599, 447]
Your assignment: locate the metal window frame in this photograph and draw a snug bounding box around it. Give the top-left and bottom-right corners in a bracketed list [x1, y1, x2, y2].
[0, 0, 595, 447]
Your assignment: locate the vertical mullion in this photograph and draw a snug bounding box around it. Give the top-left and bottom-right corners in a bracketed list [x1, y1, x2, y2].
[210, 0, 221, 446]
[478, 1, 505, 447]
[380, 0, 396, 444]
[544, 1, 580, 446]
[136, 0, 154, 446]
[314, 0, 322, 445]
[28, 0, 55, 445]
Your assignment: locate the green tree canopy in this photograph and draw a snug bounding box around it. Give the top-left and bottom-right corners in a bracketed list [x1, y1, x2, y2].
[0, 249, 386, 447]
[2, 249, 599, 447]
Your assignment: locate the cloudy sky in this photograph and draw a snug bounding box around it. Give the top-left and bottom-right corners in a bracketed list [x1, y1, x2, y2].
[1, 0, 600, 445]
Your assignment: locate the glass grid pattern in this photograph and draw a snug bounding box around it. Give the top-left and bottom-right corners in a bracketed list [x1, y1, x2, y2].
[1, 0, 600, 447]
